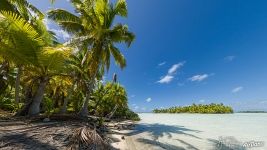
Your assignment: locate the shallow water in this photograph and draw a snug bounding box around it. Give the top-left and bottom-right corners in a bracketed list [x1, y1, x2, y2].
[132, 113, 267, 150]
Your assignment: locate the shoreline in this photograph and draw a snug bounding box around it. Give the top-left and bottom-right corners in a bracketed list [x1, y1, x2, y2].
[1, 113, 266, 150]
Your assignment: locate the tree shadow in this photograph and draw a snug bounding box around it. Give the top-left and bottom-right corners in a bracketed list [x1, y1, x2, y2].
[0, 122, 61, 133]
[137, 138, 186, 150]
[0, 132, 58, 150]
[208, 137, 247, 150]
[176, 139, 199, 150]
[127, 123, 201, 140]
[0, 122, 79, 150]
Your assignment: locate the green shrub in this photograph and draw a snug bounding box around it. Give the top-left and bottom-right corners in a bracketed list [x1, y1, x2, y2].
[125, 109, 140, 121]
[0, 97, 16, 111]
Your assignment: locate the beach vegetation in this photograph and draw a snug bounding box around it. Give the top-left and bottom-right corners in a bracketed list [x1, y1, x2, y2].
[153, 103, 234, 114]
[0, 0, 138, 120]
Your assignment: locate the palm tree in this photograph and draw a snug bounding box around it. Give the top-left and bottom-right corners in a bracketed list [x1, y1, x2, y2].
[99, 82, 127, 119]
[0, 0, 44, 104]
[0, 11, 71, 116]
[48, 0, 135, 116]
[47, 76, 73, 113]
[0, 0, 43, 20]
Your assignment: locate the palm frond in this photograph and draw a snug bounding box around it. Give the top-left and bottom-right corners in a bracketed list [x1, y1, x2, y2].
[48, 9, 83, 33]
[9, 0, 44, 19]
[94, 0, 108, 26]
[114, 0, 127, 17]
[109, 45, 126, 69]
[0, 0, 16, 12]
[109, 24, 135, 47]
[67, 126, 110, 150]
[38, 46, 72, 72]
[0, 11, 44, 65]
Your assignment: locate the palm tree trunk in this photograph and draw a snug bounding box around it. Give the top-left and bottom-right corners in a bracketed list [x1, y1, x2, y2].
[15, 86, 32, 116]
[15, 65, 22, 103]
[79, 92, 90, 117]
[60, 83, 75, 114]
[108, 105, 118, 119]
[60, 97, 68, 114]
[28, 77, 48, 116]
[92, 99, 101, 115]
[79, 80, 94, 117]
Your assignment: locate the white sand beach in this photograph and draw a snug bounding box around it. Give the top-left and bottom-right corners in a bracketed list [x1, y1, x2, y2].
[110, 113, 267, 150]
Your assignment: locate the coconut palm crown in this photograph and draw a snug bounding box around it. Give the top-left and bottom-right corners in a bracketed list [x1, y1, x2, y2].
[48, 0, 135, 116]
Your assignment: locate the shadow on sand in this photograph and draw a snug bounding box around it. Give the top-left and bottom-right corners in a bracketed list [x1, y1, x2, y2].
[137, 138, 187, 150]
[0, 132, 58, 150]
[122, 123, 202, 150]
[208, 137, 247, 150]
[127, 123, 201, 140]
[0, 122, 74, 150]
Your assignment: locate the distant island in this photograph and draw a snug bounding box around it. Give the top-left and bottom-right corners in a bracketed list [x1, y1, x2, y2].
[153, 103, 233, 114]
[238, 111, 267, 113]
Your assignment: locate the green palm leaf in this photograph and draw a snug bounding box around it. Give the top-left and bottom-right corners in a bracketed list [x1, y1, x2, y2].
[0, 11, 44, 65]
[115, 0, 127, 17]
[47, 9, 83, 34]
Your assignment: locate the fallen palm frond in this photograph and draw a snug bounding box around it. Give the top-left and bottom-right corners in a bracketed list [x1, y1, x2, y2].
[67, 126, 111, 150]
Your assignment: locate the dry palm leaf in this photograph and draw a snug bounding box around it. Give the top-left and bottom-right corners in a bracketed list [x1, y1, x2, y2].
[67, 126, 111, 150]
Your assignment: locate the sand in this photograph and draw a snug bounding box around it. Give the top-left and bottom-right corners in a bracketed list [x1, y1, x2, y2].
[0, 120, 81, 150]
[110, 113, 267, 150]
[0, 113, 266, 150]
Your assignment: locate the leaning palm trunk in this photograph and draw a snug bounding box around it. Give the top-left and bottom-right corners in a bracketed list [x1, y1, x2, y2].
[79, 79, 95, 117]
[60, 82, 75, 114]
[60, 96, 69, 114]
[107, 105, 118, 119]
[15, 65, 22, 103]
[15, 86, 32, 116]
[79, 92, 91, 117]
[28, 77, 49, 116]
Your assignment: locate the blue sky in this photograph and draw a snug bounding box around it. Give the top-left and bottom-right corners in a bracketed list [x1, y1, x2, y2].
[29, 0, 267, 112]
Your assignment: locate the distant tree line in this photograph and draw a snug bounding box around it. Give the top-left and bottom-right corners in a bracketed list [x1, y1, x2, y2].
[153, 103, 233, 114]
[238, 111, 267, 113]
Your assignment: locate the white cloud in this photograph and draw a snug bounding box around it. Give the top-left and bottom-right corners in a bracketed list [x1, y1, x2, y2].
[224, 55, 236, 62]
[50, 29, 70, 41]
[146, 98, 152, 102]
[157, 61, 185, 84]
[43, 18, 52, 28]
[158, 62, 166, 66]
[189, 74, 209, 82]
[157, 75, 174, 84]
[199, 99, 205, 103]
[232, 86, 243, 93]
[260, 101, 267, 104]
[43, 18, 70, 41]
[168, 62, 185, 74]
[134, 106, 139, 110]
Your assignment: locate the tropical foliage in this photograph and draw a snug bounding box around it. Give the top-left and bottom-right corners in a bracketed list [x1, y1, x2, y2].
[153, 103, 234, 114]
[46, 0, 135, 116]
[0, 0, 138, 120]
